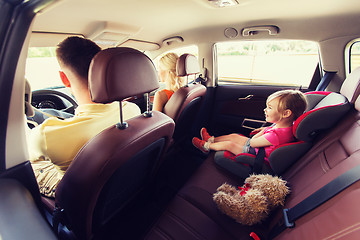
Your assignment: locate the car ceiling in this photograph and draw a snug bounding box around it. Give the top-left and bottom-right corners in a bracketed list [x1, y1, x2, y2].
[31, 0, 360, 51]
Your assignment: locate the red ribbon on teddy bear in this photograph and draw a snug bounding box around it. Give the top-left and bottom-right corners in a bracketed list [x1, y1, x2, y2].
[238, 183, 251, 196]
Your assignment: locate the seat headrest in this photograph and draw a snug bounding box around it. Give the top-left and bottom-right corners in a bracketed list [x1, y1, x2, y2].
[340, 67, 360, 104]
[89, 47, 159, 104]
[176, 54, 200, 77]
[293, 92, 351, 142]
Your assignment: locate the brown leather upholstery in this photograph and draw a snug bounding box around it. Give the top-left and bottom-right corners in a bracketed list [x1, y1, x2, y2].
[89, 47, 159, 103]
[41, 196, 55, 214]
[176, 53, 201, 77]
[54, 47, 175, 239]
[56, 113, 174, 239]
[163, 84, 206, 122]
[163, 54, 207, 142]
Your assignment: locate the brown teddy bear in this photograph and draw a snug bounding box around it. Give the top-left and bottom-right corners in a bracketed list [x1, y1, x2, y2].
[245, 174, 290, 209]
[213, 174, 290, 225]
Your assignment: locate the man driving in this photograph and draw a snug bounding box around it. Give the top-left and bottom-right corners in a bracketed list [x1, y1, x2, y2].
[27, 37, 141, 197]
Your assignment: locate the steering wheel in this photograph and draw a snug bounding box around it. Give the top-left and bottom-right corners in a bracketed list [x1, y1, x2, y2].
[31, 89, 78, 114]
[27, 89, 78, 127]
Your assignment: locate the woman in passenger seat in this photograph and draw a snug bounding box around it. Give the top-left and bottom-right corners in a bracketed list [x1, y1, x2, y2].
[153, 52, 185, 111]
[192, 90, 307, 159]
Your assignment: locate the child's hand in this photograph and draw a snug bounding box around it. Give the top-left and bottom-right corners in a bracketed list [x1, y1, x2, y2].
[250, 127, 265, 136]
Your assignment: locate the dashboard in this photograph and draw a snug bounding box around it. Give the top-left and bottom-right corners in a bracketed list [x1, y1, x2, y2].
[31, 94, 68, 110]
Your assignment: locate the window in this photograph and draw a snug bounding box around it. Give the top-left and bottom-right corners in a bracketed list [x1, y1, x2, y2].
[216, 40, 319, 87]
[26, 47, 62, 90]
[349, 41, 360, 73]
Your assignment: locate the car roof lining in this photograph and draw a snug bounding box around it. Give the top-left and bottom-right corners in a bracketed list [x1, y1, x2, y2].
[30, 0, 360, 49]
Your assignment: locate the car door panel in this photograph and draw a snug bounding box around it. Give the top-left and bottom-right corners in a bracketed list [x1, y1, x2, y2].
[0, 0, 58, 239]
[210, 85, 292, 137]
[0, 177, 57, 240]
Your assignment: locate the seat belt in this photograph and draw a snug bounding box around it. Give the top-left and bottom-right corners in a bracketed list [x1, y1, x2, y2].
[269, 164, 360, 239]
[315, 71, 337, 91]
[251, 147, 265, 174]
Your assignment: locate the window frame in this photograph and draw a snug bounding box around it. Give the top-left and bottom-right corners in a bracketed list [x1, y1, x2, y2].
[345, 38, 360, 75]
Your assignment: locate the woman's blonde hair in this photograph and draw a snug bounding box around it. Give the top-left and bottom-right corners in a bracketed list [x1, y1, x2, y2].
[159, 53, 184, 91]
[267, 89, 307, 120]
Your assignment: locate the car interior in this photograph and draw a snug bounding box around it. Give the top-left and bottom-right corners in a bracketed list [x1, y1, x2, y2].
[1, 0, 360, 239]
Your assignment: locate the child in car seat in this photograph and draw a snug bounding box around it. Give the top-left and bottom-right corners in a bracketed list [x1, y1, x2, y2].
[192, 90, 307, 160]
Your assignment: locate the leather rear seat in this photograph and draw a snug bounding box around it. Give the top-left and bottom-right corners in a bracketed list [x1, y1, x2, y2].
[145, 69, 360, 240]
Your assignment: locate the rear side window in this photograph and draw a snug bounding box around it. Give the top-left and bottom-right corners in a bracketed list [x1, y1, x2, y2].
[215, 40, 319, 87]
[349, 41, 360, 72]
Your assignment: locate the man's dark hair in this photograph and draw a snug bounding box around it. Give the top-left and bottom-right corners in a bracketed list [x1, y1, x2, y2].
[56, 36, 101, 80]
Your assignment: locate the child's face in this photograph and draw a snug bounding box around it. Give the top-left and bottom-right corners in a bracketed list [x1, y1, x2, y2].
[264, 97, 283, 123]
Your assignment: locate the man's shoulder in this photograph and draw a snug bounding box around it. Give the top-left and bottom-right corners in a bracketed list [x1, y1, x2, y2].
[122, 101, 141, 116]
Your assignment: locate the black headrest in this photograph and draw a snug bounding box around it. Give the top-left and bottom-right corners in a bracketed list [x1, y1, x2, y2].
[176, 54, 200, 77]
[89, 47, 159, 104]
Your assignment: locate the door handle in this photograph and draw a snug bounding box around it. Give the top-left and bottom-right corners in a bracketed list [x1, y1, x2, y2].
[238, 95, 254, 101]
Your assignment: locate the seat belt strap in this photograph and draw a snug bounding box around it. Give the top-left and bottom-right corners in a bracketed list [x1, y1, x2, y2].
[252, 147, 265, 174]
[269, 164, 360, 239]
[315, 71, 337, 91]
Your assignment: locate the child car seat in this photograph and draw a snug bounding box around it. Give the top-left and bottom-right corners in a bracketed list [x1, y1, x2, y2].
[214, 90, 351, 177]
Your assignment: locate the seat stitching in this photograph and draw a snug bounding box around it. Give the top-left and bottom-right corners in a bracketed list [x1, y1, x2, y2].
[165, 208, 203, 240]
[152, 226, 172, 240]
[177, 188, 248, 240]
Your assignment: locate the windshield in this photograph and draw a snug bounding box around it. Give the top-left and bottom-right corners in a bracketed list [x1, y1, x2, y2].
[26, 47, 63, 90]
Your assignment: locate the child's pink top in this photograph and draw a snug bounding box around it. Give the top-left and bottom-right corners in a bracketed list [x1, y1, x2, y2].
[260, 126, 295, 159]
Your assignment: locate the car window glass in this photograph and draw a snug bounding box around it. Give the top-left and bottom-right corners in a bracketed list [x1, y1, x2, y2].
[215, 40, 319, 87]
[25, 47, 62, 90]
[350, 41, 360, 72]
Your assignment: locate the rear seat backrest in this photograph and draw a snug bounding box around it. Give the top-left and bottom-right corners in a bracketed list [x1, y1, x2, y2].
[339, 67, 360, 104]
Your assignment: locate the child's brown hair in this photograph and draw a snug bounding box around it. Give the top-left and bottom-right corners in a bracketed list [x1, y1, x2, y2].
[267, 90, 307, 120]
